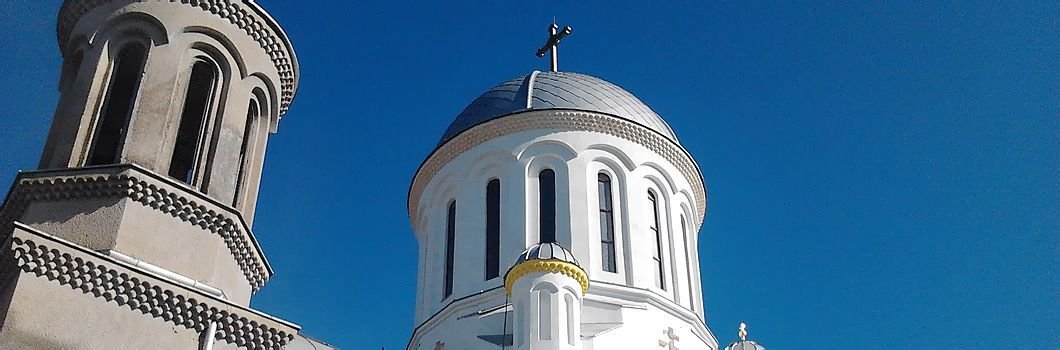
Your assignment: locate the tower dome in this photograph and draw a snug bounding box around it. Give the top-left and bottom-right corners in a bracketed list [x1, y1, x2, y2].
[438, 71, 679, 146]
[505, 242, 589, 295]
[512, 242, 582, 267]
[724, 323, 766, 350]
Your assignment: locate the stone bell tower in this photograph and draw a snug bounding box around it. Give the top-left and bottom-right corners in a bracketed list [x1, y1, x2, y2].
[0, 1, 328, 349]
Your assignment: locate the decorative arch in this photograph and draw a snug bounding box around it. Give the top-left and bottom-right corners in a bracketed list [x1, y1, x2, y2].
[90, 12, 169, 49]
[424, 171, 461, 213]
[531, 281, 560, 341]
[639, 161, 680, 196]
[232, 85, 271, 207]
[182, 26, 249, 79]
[586, 143, 636, 171]
[468, 150, 517, 183]
[86, 41, 149, 166]
[168, 57, 220, 185]
[525, 156, 569, 245]
[587, 156, 633, 284]
[248, 72, 281, 132]
[647, 177, 682, 303]
[517, 139, 577, 162]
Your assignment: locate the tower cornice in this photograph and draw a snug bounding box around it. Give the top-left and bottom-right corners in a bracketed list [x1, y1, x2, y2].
[55, 0, 299, 115]
[0, 164, 273, 290]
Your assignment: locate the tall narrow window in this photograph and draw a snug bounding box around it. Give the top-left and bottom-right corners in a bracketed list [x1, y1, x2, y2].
[565, 294, 575, 345]
[538, 169, 556, 243]
[88, 44, 146, 166]
[598, 173, 617, 272]
[649, 191, 666, 290]
[169, 61, 217, 184]
[233, 100, 259, 205]
[443, 201, 456, 298]
[538, 291, 551, 340]
[485, 179, 501, 279]
[681, 215, 695, 311]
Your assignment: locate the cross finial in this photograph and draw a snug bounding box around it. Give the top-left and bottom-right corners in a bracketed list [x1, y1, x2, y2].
[657, 327, 680, 350]
[535, 22, 572, 72]
[738, 323, 748, 341]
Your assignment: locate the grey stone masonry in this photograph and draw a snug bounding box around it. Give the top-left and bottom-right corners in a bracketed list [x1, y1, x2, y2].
[0, 223, 298, 349]
[0, 164, 272, 302]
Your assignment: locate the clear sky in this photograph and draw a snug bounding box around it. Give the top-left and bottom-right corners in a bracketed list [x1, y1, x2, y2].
[1, 1, 1056, 349]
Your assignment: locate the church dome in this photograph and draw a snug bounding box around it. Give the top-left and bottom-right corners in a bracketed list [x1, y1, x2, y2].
[438, 71, 679, 146]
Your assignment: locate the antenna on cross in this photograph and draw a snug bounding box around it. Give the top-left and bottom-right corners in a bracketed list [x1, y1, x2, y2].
[535, 22, 572, 72]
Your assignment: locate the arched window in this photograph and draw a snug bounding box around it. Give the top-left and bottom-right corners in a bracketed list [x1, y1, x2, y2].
[443, 201, 456, 298]
[538, 169, 556, 243]
[598, 173, 617, 272]
[88, 44, 146, 166]
[485, 179, 501, 280]
[648, 190, 666, 290]
[169, 60, 218, 184]
[538, 291, 552, 340]
[564, 293, 575, 345]
[233, 98, 260, 205]
[681, 215, 695, 311]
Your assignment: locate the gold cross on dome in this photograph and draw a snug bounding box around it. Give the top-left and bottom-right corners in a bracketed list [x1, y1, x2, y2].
[535, 22, 573, 72]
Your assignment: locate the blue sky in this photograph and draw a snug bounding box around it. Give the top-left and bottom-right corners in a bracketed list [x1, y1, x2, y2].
[1, 1, 1056, 349]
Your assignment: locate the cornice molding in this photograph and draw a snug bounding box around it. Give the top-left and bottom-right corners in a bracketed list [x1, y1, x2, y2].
[406, 286, 505, 350]
[0, 166, 270, 290]
[408, 110, 707, 226]
[504, 259, 589, 295]
[56, 0, 298, 115]
[588, 281, 718, 347]
[8, 224, 296, 349]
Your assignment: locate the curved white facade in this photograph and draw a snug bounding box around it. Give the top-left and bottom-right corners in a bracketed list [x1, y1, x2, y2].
[407, 108, 718, 350]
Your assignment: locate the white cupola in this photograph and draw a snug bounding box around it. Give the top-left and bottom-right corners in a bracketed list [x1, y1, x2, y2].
[407, 68, 715, 349]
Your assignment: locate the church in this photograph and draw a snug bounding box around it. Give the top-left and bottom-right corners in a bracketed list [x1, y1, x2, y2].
[0, 1, 766, 350]
[405, 24, 765, 350]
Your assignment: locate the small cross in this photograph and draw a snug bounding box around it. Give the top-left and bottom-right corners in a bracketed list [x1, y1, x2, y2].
[536, 22, 573, 72]
[738, 322, 748, 341]
[657, 327, 680, 350]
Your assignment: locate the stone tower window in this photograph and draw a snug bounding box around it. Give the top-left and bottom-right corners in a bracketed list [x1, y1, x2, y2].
[649, 190, 666, 290]
[87, 44, 146, 166]
[443, 201, 456, 298]
[538, 169, 556, 243]
[485, 179, 501, 280]
[598, 173, 617, 273]
[169, 60, 217, 184]
[233, 98, 260, 205]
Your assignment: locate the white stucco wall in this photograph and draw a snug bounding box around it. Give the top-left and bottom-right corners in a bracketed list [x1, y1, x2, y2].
[407, 110, 717, 350]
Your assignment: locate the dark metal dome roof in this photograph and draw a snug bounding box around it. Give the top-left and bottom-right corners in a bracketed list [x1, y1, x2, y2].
[512, 242, 581, 268]
[725, 341, 766, 350]
[438, 71, 678, 146]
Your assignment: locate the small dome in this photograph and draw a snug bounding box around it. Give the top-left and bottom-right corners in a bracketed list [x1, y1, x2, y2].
[438, 71, 679, 146]
[725, 341, 766, 350]
[512, 242, 581, 268]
